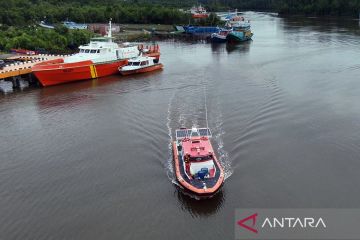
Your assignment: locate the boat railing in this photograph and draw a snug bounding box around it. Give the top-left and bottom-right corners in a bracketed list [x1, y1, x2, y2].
[175, 128, 212, 140]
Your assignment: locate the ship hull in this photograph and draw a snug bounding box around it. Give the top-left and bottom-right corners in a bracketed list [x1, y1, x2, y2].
[192, 14, 209, 18]
[32, 59, 128, 87]
[210, 34, 228, 43]
[120, 64, 163, 76]
[226, 31, 253, 43]
[172, 141, 224, 198]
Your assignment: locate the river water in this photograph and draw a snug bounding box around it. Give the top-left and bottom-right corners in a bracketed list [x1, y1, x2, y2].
[1, 12, 360, 239]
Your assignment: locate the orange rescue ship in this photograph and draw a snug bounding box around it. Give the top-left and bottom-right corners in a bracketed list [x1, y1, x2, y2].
[173, 127, 224, 198]
[32, 20, 160, 86]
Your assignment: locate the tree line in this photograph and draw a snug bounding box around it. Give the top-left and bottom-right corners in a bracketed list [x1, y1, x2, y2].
[0, 25, 93, 53]
[0, 0, 191, 26]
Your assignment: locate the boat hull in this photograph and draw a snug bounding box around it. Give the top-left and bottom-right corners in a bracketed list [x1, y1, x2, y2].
[210, 34, 228, 43]
[32, 59, 128, 86]
[172, 141, 224, 198]
[184, 26, 220, 34]
[226, 31, 253, 43]
[120, 64, 163, 76]
[192, 14, 209, 18]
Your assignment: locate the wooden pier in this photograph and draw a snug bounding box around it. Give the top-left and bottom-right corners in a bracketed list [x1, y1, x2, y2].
[0, 54, 70, 89]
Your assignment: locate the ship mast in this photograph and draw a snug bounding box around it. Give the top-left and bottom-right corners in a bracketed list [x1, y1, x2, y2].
[107, 19, 112, 40]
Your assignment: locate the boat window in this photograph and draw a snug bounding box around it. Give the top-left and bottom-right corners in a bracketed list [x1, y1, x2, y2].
[133, 62, 140, 66]
[90, 50, 97, 53]
[97, 49, 100, 53]
[80, 49, 85, 53]
[140, 61, 146, 66]
[85, 49, 90, 53]
[190, 155, 212, 161]
[127, 62, 133, 66]
[191, 132, 199, 137]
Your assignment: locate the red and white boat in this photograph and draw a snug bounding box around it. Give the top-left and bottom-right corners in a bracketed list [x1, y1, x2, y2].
[32, 21, 159, 87]
[190, 5, 209, 19]
[173, 127, 224, 198]
[119, 55, 163, 75]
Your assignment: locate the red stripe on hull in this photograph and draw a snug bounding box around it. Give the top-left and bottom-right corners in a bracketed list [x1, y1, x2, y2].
[33, 59, 128, 87]
[192, 14, 209, 18]
[120, 64, 163, 76]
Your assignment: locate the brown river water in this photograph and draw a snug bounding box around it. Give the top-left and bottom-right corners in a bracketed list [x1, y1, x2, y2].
[1, 12, 360, 239]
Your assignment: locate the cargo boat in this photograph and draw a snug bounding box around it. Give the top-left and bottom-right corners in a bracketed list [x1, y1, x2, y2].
[173, 127, 224, 198]
[183, 25, 221, 34]
[226, 16, 253, 43]
[226, 28, 253, 43]
[119, 55, 163, 75]
[32, 21, 159, 87]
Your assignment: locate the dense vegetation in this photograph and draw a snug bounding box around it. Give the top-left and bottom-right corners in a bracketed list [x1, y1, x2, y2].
[0, 0, 191, 26]
[0, 25, 93, 53]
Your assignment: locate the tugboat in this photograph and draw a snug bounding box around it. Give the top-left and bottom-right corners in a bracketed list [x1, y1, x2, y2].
[173, 127, 224, 198]
[226, 28, 253, 43]
[226, 16, 253, 43]
[32, 20, 143, 86]
[119, 55, 163, 75]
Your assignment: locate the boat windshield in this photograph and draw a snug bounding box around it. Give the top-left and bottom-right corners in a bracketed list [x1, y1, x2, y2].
[79, 49, 100, 53]
[190, 155, 213, 161]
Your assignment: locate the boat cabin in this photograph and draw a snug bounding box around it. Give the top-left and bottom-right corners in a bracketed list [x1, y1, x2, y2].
[126, 56, 156, 67]
[179, 128, 216, 179]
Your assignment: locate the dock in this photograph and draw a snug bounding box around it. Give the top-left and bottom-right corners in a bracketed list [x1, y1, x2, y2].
[0, 54, 70, 89]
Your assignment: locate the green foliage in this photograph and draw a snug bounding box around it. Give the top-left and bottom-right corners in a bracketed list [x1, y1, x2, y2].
[0, 25, 93, 53]
[0, 1, 191, 26]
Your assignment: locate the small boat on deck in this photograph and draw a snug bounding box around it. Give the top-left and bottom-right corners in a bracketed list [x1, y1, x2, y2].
[210, 28, 232, 43]
[119, 55, 163, 75]
[173, 127, 224, 198]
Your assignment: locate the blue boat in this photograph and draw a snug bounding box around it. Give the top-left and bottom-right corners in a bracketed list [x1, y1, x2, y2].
[183, 25, 221, 34]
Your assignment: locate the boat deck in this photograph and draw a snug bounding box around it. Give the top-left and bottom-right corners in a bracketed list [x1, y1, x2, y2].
[176, 147, 221, 190]
[0, 54, 67, 80]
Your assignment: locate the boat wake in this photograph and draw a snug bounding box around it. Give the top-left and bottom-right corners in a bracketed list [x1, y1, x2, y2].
[165, 72, 232, 183]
